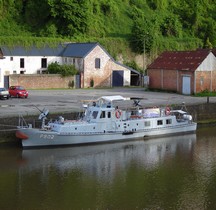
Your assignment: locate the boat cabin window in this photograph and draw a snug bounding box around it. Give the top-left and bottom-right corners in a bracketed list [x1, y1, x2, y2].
[145, 121, 151, 127]
[92, 111, 98, 119]
[166, 119, 172, 124]
[157, 120, 163, 125]
[100, 111, 106, 118]
[108, 112, 111, 118]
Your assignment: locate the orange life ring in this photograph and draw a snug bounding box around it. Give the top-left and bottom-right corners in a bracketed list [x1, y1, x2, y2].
[115, 109, 122, 119]
[165, 107, 171, 115]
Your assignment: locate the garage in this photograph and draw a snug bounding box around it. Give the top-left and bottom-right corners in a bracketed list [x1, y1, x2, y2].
[112, 70, 124, 87]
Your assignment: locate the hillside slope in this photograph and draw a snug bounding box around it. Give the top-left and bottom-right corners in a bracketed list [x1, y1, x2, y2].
[0, 0, 215, 68]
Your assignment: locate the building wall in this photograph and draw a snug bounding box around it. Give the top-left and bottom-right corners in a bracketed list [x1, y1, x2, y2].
[9, 74, 74, 89]
[0, 56, 63, 86]
[109, 61, 131, 86]
[196, 53, 216, 71]
[148, 69, 195, 94]
[1, 56, 63, 74]
[84, 45, 111, 88]
[195, 53, 216, 93]
[195, 71, 216, 92]
[83, 45, 131, 88]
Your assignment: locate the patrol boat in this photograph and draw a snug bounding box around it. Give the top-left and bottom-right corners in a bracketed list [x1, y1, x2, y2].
[16, 95, 197, 148]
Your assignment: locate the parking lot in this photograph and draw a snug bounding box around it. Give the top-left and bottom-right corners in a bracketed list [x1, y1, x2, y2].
[0, 87, 214, 118]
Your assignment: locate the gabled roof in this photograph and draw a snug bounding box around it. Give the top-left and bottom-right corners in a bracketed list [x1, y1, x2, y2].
[0, 44, 66, 56]
[148, 49, 211, 71]
[62, 42, 140, 74]
[62, 42, 99, 57]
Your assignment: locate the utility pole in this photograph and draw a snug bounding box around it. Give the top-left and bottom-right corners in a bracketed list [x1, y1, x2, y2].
[143, 38, 145, 75]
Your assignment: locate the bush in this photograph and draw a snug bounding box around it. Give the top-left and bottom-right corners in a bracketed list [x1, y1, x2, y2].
[47, 62, 78, 76]
[90, 78, 94, 87]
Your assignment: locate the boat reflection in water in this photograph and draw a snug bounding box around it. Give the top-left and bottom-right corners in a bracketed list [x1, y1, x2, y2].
[20, 134, 196, 181]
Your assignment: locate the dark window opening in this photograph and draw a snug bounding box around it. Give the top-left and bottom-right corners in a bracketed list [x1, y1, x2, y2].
[108, 112, 111, 118]
[20, 58, 24, 68]
[95, 58, 101, 68]
[41, 58, 47, 68]
[166, 119, 172, 124]
[100, 111, 106, 118]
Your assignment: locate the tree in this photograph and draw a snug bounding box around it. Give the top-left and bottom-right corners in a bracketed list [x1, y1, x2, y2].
[47, 0, 89, 36]
[130, 17, 155, 54]
[160, 14, 182, 37]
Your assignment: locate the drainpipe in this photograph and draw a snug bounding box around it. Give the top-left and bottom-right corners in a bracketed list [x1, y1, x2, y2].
[210, 70, 212, 92]
[194, 71, 196, 94]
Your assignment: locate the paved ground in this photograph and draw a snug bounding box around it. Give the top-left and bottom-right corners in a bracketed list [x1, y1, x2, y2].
[0, 88, 214, 118]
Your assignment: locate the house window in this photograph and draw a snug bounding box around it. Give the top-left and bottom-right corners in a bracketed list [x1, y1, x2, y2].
[10, 57, 13, 61]
[95, 58, 101, 68]
[13, 70, 17, 74]
[41, 58, 47, 68]
[20, 58, 24, 68]
[157, 120, 163, 125]
[73, 58, 75, 65]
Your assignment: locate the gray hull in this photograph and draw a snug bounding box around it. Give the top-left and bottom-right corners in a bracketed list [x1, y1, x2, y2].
[20, 123, 197, 148]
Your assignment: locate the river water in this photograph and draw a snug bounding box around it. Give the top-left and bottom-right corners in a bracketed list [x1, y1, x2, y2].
[0, 126, 216, 210]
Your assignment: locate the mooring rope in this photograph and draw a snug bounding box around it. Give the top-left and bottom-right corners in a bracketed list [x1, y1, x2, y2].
[0, 128, 19, 132]
[0, 123, 19, 132]
[0, 124, 17, 128]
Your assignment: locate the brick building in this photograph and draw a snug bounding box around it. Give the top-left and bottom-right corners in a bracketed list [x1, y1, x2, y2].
[147, 49, 216, 94]
[0, 42, 140, 88]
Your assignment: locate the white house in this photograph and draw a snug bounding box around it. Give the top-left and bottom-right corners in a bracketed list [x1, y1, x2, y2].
[0, 42, 140, 88]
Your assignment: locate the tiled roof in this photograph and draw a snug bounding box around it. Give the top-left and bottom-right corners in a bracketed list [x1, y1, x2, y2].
[0, 42, 104, 58]
[148, 49, 211, 71]
[62, 42, 98, 57]
[212, 48, 216, 57]
[0, 44, 66, 56]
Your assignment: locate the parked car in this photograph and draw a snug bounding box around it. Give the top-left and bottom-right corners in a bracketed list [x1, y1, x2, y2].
[0, 87, 9, 99]
[9, 86, 28, 98]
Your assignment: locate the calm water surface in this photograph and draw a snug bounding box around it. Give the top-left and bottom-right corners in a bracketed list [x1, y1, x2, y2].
[1, 126, 216, 210]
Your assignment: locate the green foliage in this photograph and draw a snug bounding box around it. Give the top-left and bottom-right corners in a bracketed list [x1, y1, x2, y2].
[0, 36, 68, 50]
[195, 89, 216, 97]
[0, 0, 216, 56]
[124, 60, 143, 73]
[160, 14, 182, 37]
[47, 0, 89, 36]
[47, 62, 78, 76]
[130, 17, 156, 53]
[90, 78, 94, 87]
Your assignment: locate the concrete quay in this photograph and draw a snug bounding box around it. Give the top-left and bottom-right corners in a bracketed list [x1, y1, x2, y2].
[0, 88, 215, 119]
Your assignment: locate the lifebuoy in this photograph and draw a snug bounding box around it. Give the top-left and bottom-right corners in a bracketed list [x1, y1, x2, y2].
[115, 109, 122, 119]
[165, 107, 171, 115]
